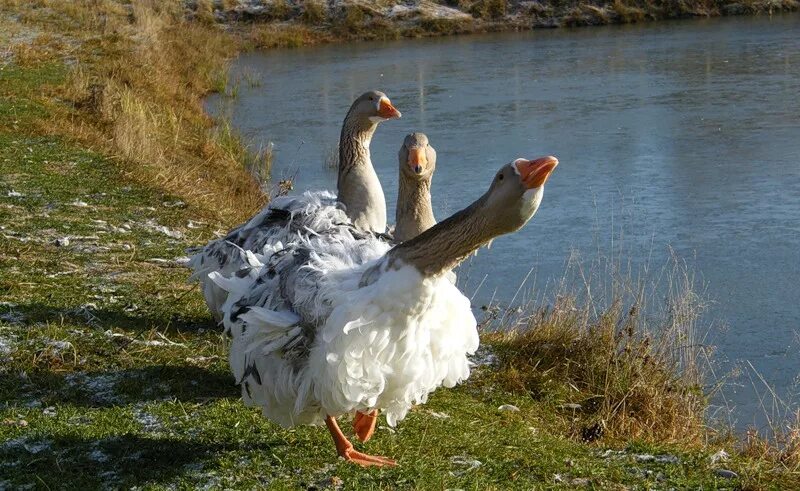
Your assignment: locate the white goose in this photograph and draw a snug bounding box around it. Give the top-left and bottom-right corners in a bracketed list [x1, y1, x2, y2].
[188, 91, 401, 320]
[212, 155, 559, 466]
[352, 132, 438, 442]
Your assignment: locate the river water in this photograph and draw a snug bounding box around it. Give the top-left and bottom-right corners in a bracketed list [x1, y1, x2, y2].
[208, 14, 800, 428]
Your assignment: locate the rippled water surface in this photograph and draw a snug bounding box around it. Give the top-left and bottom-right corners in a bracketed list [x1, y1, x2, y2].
[209, 15, 800, 427]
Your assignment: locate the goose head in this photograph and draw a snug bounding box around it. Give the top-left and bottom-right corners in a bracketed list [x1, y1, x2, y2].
[348, 90, 401, 125]
[398, 133, 436, 179]
[480, 156, 558, 235]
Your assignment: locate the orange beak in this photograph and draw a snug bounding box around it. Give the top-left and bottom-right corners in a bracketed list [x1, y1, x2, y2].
[378, 97, 401, 119]
[408, 147, 426, 174]
[516, 156, 558, 189]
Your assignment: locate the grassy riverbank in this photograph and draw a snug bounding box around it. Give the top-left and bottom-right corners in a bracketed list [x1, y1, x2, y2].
[225, 0, 799, 48]
[1, 1, 799, 489]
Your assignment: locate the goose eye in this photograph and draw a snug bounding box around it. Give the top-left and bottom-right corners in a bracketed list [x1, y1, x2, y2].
[497, 173, 504, 181]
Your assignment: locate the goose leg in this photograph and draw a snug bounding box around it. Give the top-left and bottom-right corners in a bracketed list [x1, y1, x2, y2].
[325, 415, 397, 467]
[353, 410, 378, 442]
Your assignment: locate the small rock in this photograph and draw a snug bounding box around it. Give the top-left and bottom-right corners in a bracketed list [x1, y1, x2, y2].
[498, 404, 520, 412]
[71, 200, 88, 207]
[42, 406, 57, 417]
[715, 469, 738, 479]
[55, 237, 70, 247]
[7, 190, 23, 197]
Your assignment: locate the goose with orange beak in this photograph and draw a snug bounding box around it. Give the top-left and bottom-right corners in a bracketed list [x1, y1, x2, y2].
[338, 91, 401, 233]
[393, 133, 437, 243]
[214, 154, 558, 467]
[189, 91, 402, 321]
[351, 132, 439, 443]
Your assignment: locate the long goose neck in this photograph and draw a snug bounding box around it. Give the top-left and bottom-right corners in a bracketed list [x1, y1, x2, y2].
[394, 176, 435, 242]
[336, 112, 387, 232]
[337, 115, 378, 185]
[388, 195, 493, 277]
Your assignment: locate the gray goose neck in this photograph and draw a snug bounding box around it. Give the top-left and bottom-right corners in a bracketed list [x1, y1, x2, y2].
[394, 176, 435, 243]
[336, 116, 386, 232]
[388, 195, 493, 277]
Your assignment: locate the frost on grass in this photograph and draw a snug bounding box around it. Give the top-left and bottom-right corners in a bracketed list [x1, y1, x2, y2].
[634, 453, 680, 464]
[0, 336, 15, 357]
[142, 219, 184, 239]
[45, 339, 73, 353]
[0, 310, 24, 325]
[64, 372, 124, 405]
[449, 455, 482, 476]
[468, 345, 497, 368]
[1, 437, 52, 455]
[69, 303, 100, 327]
[89, 447, 110, 463]
[132, 405, 163, 433]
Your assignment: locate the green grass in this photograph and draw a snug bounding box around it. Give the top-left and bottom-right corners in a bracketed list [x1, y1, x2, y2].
[2, 58, 798, 490]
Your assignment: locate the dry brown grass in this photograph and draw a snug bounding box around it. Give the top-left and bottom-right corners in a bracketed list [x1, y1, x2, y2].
[738, 364, 800, 472]
[248, 24, 331, 49]
[612, 0, 649, 21]
[301, 0, 328, 25]
[486, 251, 712, 445]
[469, 0, 508, 19]
[2, 0, 266, 224]
[743, 413, 800, 473]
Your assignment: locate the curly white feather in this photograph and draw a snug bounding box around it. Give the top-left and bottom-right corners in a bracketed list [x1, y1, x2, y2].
[217, 232, 479, 428]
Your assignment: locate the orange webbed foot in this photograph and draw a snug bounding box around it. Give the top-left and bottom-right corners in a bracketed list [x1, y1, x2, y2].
[340, 447, 397, 467]
[326, 414, 397, 467]
[353, 410, 378, 443]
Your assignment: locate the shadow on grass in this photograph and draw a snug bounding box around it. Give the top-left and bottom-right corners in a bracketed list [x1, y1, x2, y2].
[0, 433, 281, 489]
[5, 301, 217, 334]
[0, 365, 239, 408]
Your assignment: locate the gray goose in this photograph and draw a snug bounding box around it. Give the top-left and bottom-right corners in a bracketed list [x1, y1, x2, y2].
[188, 91, 401, 321]
[213, 155, 559, 467]
[393, 132, 437, 243]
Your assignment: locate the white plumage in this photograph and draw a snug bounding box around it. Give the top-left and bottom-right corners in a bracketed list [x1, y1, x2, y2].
[210, 229, 479, 428]
[187, 153, 559, 466]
